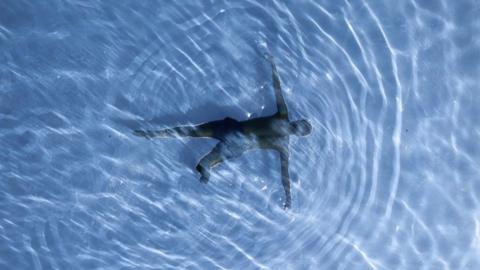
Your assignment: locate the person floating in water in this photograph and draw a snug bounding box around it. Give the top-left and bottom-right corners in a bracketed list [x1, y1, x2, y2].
[134, 54, 312, 209]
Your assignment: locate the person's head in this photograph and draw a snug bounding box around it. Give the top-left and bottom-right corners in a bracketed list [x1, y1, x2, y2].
[289, 119, 312, 136]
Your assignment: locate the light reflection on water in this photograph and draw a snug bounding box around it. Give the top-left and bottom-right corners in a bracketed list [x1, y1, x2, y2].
[1, 0, 479, 269]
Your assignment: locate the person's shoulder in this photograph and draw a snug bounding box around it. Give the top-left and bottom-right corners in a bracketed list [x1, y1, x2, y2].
[275, 111, 289, 120]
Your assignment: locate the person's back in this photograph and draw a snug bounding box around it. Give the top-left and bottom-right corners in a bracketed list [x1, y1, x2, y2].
[241, 115, 289, 137]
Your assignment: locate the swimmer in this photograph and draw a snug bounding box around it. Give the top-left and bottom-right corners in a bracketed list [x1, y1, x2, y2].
[134, 54, 312, 209]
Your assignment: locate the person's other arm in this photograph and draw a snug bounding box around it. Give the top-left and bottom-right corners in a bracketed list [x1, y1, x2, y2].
[279, 147, 291, 209]
[266, 56, 289, 118]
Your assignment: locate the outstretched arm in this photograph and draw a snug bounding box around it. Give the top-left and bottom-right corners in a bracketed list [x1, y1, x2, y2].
[275, 146, 291, 209]
[263, 138, 291, 209]
[280, 148, 291, 209]
[266, 56, 289, 118]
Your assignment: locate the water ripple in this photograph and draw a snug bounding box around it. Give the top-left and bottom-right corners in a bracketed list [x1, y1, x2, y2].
[1, 0, 479, 269]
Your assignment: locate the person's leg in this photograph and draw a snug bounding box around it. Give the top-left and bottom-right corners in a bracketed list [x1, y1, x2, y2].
[133, 123, 214, 139]
[195, 142, 246, 183]
[133, 117, 241, 140]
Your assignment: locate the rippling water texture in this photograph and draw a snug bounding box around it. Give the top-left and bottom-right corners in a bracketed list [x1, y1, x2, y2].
[1, 0, 480, 269]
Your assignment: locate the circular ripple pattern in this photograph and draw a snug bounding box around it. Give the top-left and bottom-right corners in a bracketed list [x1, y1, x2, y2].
[1, 0, 480, 269]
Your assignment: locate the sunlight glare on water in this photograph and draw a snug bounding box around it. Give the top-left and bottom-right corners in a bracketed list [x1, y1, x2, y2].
[1, 0, 480, 269]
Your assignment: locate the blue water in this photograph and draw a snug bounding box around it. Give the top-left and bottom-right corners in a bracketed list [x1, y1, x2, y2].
[1, 1, 480, 269]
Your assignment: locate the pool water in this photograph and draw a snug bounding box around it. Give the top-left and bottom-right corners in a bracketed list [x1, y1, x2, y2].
[1, 0, 480, 269]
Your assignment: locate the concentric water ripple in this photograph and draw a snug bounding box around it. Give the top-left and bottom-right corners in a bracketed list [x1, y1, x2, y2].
[1, 0, 480, 269]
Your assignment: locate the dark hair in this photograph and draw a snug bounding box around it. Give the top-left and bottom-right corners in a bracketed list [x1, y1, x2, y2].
[290, 119, 312, 136]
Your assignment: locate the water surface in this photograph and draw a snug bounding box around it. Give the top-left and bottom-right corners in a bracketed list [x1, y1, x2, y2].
[1, 0, 480, 269]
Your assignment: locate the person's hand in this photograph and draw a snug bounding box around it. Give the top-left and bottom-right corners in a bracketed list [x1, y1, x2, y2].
[263, 52, 274, 63]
